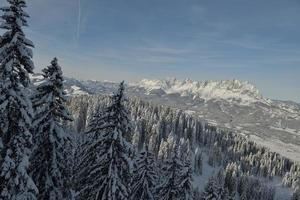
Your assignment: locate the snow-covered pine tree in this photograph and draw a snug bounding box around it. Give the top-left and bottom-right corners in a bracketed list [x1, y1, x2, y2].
[76, 81, 133, 200]
[177, 158, 193, 200]
[201, 177, 225, 200]
[156, 148, 183, 200]
[130, 146, 158, 200]
[74, 105, 104, 200]
[223, 163, 239, 197]
[194, 148, 203, 175]
[30, 58, 73, 200]
[0, 0, 37, 199]
[237, 175, 275, 200]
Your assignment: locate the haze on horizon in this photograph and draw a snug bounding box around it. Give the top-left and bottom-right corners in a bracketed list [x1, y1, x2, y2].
[0, 0, 299, 102]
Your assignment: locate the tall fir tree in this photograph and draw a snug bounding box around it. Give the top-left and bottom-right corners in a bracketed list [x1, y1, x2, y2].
[194, 148, 203, 175]
[223, 163, 239, 197]
[0, 0, 37, 199]
[131, 146, 158, 200]
[75, 104, 105, 200]
[201, 177, 226, 200]
[76, 81, 133, 200]
[156, 148, 183, 200]
[30, 58, 73, 200]
[178, 158, 193, 200]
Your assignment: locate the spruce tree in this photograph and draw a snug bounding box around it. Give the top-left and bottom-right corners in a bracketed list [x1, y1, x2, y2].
[178, 158, 193, 200]
[74, 105, 103, 200]
[194, 148, 203, 175]
[223, 163, 239, 197]
[201, 177, 224, 200]
[131, 146, 158, 200]
[76, 81, 133, 200]
[156, 149, 183, 200]
[75, 104, 108, 199]
[0, 0, 37, 199]
[30, 58, 73, 200]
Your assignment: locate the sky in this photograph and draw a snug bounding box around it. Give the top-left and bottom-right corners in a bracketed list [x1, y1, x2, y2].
[1, 0, 300, 102]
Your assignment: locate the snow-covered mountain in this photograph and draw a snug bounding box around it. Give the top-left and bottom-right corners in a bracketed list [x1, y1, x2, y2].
[130, 79, 300, 162]
[31, 75, 300, 162]
[132, 78, 263, 104]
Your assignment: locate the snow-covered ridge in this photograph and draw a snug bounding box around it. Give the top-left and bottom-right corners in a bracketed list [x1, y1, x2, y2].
[131, 78, 263, 104]
[30, 75, 264, 103]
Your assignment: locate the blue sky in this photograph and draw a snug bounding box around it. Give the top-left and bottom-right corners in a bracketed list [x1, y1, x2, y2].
[1, 0, 300, 102]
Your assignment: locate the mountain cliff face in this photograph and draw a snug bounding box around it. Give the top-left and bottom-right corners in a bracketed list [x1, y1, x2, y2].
[31, 75, 300, 162]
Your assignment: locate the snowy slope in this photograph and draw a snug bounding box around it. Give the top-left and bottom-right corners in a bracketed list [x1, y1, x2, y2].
[30, 75, 300, 162]
[129, 79, 300, 162]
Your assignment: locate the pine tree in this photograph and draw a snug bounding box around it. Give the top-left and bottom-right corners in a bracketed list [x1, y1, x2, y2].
[0, 0, 37, 199]
[76, 81, 133, 200]
[130, 146, 158, 200]
[178, 158, 193, 200]
[74, 105, 104, 200]
[201, 177, 224, 200]
[156, 149, 183, 200]
[30, 58, 73, 200]
[194, 148, 203, 175]
[223, 163, 239, 196]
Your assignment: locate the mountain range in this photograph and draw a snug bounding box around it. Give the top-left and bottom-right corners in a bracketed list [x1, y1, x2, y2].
[31, 74, 300, 162]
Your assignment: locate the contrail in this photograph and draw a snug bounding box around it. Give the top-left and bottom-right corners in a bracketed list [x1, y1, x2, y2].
[76, 0, 81, 40]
